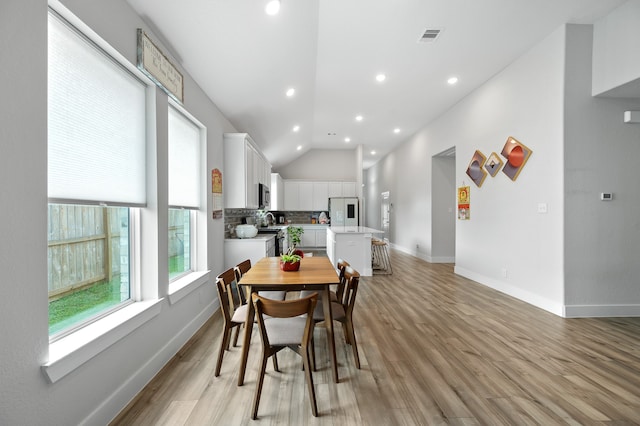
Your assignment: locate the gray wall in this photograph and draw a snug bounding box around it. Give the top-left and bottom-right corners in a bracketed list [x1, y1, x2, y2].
[276, 148, 357, 180]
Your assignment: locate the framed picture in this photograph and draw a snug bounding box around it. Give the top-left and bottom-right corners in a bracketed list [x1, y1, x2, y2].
[501, 136, 532, 181]
[484, 152, 503, 177]
[466, 150, 488, 187]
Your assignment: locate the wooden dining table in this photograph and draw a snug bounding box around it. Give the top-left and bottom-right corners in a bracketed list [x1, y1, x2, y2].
[237, 256, 341, 385]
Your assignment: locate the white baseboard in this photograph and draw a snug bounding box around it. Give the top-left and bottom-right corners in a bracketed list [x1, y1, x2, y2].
[83, 300, 218, 426]
[454, 266, 565, 317]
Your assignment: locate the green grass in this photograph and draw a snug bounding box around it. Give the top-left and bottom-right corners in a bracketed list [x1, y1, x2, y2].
[48, 277, 126, 335]
[49, 255, 189, 335]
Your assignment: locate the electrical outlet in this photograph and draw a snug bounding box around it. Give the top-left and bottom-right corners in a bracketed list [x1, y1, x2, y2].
[501, 268, 508, 278]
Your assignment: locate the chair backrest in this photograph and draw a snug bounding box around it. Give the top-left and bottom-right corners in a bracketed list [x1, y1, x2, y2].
[335, 258, 350, 304]
[216, 268, 241, 321]
[233, 259, 252, 304]
[342, 266, 360, 315]
[252, 292, 318, 348]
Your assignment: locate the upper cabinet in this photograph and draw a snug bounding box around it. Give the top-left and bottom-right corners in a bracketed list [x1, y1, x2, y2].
[270, 173, 284, 211]
[283, 180, 356, 211]
[224, 133, 271, 209]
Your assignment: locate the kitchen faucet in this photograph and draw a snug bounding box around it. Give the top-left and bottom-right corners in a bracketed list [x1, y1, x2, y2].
[264, 212, 275, 226]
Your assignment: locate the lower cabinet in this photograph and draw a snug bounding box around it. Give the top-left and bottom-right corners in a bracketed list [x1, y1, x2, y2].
[224, 236, 276, 270]
[298, 226, 328, 248]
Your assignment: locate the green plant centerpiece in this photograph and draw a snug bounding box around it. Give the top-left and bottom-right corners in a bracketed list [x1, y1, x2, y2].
[280, 226, 304, 271]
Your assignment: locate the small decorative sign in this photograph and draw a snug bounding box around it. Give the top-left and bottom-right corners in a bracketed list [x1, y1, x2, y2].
[137, 29, 184, 103]
[458, 186, 470, 220]
[212, 169, 223, 219]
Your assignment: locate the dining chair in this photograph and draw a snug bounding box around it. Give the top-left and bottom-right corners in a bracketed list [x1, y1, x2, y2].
[300, 258, 349, 303]
[311, 266, 361, 369]
[234, 259, 286, 303]
[251, 292, 319, 419]
[214, 268, 248, 376]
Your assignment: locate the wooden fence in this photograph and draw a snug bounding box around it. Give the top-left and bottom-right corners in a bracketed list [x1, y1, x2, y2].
[48, 205, 124, 299]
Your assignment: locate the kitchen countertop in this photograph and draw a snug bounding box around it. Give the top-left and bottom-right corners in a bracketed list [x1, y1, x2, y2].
[225, 234, 275, 242]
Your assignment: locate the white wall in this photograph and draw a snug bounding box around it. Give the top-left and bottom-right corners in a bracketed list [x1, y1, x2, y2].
[276, 148, 357, 180]
[592, 0, 640, 97]
[564, 24, 640, 316]
[0, 0, 237, 424]
[367, 25, 568, 315]
[366, 16, 640, 318]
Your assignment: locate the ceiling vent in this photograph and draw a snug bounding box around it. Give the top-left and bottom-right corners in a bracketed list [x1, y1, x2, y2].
[418, 28, 442, 43]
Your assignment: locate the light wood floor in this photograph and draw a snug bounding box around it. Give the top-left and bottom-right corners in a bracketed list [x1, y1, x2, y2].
[112, 250, 640, 425]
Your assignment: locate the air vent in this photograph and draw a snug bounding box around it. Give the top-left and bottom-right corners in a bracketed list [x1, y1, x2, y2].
[418, 28, 442, 43]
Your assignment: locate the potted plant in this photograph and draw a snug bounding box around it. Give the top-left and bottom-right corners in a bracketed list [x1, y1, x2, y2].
[280, 226, 304, 271]
[286, 226, 305, 257]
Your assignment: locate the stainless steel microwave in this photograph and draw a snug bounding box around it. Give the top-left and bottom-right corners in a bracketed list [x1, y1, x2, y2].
[259, 183, 270, 209]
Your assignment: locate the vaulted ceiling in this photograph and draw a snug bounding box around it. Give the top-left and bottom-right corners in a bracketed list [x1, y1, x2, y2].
[126, 0, 626, 169]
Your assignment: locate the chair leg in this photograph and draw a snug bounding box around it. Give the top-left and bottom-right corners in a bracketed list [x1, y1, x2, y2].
[232, 323, 243, 347]
[215, 325, 231, 377]
[342, 321, 350, 344]
[345, 318, 360, 369]
[302, 345, 319, 417]
[272, 352, 279, 372]
[252, 352, 270, 420]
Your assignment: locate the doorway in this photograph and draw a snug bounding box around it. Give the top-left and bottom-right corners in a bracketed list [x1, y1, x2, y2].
[431, 147, 456, 263]
[381, 191, 390, 242]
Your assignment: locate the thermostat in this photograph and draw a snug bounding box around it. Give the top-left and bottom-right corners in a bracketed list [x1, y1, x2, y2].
[600, 193, 613, 201]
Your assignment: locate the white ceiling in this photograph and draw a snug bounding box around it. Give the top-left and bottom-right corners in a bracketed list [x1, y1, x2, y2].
[126, 0, 626, 169]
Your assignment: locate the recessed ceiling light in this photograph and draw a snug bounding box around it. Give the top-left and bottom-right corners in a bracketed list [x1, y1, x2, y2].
[344, 137, 351, 143]
[265, 0, 280, 15]
[393, 128, 401, 134]
[286, 88, 295, 97]
[447, 76, 458, 85]
[355, 115, 363, 122]
[371, 151, 376, 155]
[296, 145, 302, 151]
[375, 73, 386, 82]
[292, 125, 300, 132]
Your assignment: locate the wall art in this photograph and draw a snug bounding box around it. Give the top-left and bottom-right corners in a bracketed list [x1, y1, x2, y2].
[485, 152, 503, 177]
[501, 136, 532, 181]
[465, 150, 488, 187]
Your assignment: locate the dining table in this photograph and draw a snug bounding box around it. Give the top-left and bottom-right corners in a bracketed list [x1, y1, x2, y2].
[237, 256, 341, 385]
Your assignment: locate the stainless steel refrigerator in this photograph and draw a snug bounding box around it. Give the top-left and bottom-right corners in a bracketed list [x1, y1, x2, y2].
[329, 197, 359, 226]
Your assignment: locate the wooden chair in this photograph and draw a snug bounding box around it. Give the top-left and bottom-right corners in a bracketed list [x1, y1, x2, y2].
[251, 292, 319, 419]
[214, 268, 248, 376]
[301, 258, 349, 303]
[312, 266, 361, 369]
[234, 259, 286, 303]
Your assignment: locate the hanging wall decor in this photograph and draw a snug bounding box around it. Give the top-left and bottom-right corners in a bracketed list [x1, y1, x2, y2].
[465, 150, 488, 187]
[485, 152, 503, 177]
[457, 186, 470, 220]
[501, 136, 532, 181]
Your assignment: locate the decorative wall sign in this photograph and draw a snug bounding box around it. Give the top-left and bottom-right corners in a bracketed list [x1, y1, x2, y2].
[501, 136, 532, 181]
[212, 169, 223, 219]
[137, 29, 184, 103]
[465, 150, 488, 187]
[485, 152, 503, 177]
[458, 186, 470, 220]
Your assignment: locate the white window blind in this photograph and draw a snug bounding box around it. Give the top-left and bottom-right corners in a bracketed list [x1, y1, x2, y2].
[48, 13, 147, 205]
[168, 105, 201, 209]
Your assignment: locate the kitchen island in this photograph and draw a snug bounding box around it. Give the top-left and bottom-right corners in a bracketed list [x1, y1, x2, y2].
[327, 226, 385, 276]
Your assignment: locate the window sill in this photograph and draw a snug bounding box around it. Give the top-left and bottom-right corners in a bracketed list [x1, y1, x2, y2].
[42, 299, 163, 383]
[168, 270, 211, 305]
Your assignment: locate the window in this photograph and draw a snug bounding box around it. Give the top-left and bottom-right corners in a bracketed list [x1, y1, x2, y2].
[47, 11, 147, 337]
[168, 104, 202, 281]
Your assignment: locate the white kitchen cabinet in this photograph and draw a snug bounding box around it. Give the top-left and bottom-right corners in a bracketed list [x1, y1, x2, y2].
[299, 182, 313, 211]
[312, 182, 329, 210]
[298, 225, 329, 248]
[223, 133, 271, 209]
[284, 180, 299, 210]
[328, 182, 343, 198]
[270, 173, 284, 210]
[342, 181, 357, 197]
[224, 235, 276, 270]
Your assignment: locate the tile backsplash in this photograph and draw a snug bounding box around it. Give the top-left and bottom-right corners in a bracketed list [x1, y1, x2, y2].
[224, 209, 329, 238]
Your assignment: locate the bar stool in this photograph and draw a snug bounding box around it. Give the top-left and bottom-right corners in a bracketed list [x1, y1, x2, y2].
[371, 237, 392, 275]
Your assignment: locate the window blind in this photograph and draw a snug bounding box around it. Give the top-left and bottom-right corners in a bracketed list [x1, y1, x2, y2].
[168, 105, 201, 209]
[48, 13, 147, 205]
